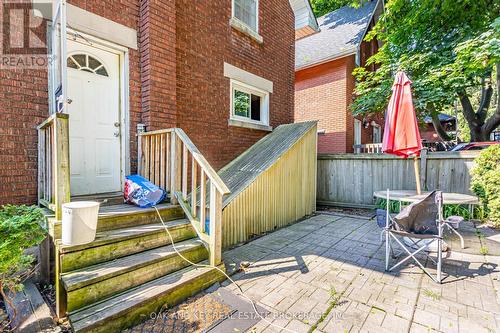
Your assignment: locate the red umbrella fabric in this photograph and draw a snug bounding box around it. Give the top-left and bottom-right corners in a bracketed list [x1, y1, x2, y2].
[382, 71, 423, 158]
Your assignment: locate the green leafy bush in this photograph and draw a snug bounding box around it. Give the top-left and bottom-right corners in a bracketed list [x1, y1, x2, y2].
[470, 145, 500, 226]
[0, 205, 46, 323]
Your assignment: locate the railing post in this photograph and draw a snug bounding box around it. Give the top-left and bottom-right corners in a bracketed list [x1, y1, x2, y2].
[182, 144, 188, 200]
[209, 183, 222, 266]
[170, 131, 182, 204]
[38, 127, 45, 205]
[137, 133, 143, 177]
[53, 114, 70, 220]
[200, 171, 206, 232]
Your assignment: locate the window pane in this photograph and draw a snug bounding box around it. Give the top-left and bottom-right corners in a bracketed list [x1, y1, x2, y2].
[234, 0, 257, 30]
[234, 90, 250, 117]
[95, 67, 109, 77]
[88, 56, 101, 70]
[250, 94, 261, 121]
[72, 54, 86, 68]
[67, 57, 78, 69]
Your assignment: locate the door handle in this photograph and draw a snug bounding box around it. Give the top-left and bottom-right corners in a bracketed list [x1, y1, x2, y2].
[113, 131, 120, 137]
[114, 122, 120, 128]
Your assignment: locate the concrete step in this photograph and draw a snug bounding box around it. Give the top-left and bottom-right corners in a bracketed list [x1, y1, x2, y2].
[62, 239, 208, 312]
[69, 264, 224, 333]
[57, 219, 196, 272]
[49, 203, 184, 239]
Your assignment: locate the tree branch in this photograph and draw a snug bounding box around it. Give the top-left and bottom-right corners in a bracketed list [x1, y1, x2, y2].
[458, 91, 478, 126]
[477, 84, 493, 123]
[430, 111, 452, 141]
[482, 64, 500, 136]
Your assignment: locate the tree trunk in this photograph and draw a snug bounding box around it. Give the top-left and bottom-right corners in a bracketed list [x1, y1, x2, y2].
[458, 65, 500, 142]
[430, 112, 452, 141]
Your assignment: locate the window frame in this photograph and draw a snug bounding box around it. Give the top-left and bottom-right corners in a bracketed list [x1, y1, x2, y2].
[231, 0, 259, 33]
[230, 79, 269, 126]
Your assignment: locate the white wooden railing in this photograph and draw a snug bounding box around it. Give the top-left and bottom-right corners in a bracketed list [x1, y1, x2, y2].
[37, 113, 70, 220]
[353, 143, 383, 154]
[138, 128, 230, 266]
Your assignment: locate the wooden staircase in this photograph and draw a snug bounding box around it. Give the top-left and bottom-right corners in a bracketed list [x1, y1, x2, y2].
[38, 118, 230, 332]
[48, 203, 224, 333]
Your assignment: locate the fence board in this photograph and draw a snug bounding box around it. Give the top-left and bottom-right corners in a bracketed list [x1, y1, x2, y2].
[317, 151, 479, 206]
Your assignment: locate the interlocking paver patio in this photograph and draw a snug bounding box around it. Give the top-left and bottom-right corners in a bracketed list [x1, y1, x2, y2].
[218, 214, 500, 333]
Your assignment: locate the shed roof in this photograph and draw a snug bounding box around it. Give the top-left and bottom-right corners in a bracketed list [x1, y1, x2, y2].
[219, 121, 317, 207]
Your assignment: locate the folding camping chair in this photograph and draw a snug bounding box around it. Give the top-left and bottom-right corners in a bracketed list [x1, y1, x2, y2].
[384, 190, 445, 283]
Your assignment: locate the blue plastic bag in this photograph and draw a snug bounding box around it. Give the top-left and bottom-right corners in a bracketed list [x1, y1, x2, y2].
[124, 175, 166, 208]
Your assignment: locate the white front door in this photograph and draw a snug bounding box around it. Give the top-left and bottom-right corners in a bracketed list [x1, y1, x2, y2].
[67, 39, 121, 196]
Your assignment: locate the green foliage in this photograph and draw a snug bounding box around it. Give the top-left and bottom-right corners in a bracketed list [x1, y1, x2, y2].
[0, 205, 46, 293]
[233, 90, 250, 117]
[352, 0, 500, 139]
[309, 0, 363, 17]
[470, 145, 500, 226]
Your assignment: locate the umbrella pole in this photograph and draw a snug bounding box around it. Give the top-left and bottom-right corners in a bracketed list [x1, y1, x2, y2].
[414, 156, 422, 195]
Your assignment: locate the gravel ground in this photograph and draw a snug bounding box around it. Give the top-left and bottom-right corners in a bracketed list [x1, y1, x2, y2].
[123, 292, 234, 333]
[37, 283, 71, 333]
[316, 205, 376, 218]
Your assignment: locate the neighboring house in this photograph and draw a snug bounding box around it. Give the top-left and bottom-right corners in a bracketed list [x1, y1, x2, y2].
[421, 113, 457, 144]
[0, 0, 318, 205]
[294, 0, 384, 154]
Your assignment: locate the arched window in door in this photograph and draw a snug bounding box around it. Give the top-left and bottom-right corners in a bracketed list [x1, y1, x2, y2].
[67, 53, 109, 77]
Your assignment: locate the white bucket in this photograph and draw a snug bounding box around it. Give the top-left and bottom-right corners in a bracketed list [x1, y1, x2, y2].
[62, 201, 100, 246]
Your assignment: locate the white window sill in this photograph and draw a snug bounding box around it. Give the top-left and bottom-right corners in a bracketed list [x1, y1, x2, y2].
[229, 17, 263, 44]
[228, 118, 272, 131]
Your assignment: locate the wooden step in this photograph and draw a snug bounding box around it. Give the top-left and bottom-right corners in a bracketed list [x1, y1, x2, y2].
[62, 239, 208, 312]
[72, 192, 124, 207]
[96, 203, 184, 231]
[57, 219, 196, 272]
[49, 203, 184, 239]
[69, 264, 225, 333]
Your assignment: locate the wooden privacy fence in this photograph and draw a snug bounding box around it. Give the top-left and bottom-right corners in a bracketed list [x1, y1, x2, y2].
[137, 128, 230, 266]
[37, 113, 70, 220]
[317, 151, 480, 207]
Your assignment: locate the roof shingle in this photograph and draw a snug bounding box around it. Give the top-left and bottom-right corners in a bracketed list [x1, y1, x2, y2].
[295, 1, 377, 69]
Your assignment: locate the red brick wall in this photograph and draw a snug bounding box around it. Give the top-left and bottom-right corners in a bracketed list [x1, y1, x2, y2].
[0, 0, 294, 205]
[0, 0, 142, 205]
[175, 0, 295, 170]
[0, 6, 50, 205]
[295, 57, 353, 153]
[295, 54, 384, 154]
[139, 0, 177, 132]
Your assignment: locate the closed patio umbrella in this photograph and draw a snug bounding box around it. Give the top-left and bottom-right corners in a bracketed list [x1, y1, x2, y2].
[383, 71, 423, 193]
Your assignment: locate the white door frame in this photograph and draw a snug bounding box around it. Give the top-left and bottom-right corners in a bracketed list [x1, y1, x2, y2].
[49, 29, 131, 192]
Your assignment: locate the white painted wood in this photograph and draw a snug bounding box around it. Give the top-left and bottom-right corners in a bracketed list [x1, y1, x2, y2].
[67, 39, 121, 195]
[288, 0, 319, 31]
[354, 119, 362, 153]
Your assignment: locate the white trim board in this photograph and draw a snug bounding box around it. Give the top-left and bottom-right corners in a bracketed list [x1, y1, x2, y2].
[224, 63, 273, 93]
